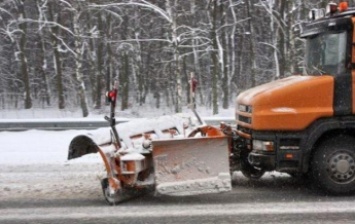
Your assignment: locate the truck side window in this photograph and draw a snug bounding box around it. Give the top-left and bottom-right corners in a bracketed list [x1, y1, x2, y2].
[324, 32, 347, 74]
[305, 31, 347, 76]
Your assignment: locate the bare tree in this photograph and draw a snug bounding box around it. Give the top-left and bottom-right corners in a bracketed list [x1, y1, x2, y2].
[72, 1, 89, 117]
[12, 0, 32, 109]
[47, 0, 65, 109]
[35, 0, 51, 107]
[245, 0, 257, 87]
[208, 0, 220, 115]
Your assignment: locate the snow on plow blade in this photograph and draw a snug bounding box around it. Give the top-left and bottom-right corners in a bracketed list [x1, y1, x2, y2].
[68, 135, 100, 160]
[152, 136, 231, 196]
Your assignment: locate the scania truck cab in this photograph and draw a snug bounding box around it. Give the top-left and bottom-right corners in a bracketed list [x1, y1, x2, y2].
[235, 1, 355, 194]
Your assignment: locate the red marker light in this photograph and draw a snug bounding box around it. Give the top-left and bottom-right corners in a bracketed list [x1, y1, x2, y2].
[285, 154, 294, 159]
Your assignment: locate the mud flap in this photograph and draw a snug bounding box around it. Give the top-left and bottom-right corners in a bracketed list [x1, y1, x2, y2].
[152, 137, 231, 196]
[68, 135, 100, 160]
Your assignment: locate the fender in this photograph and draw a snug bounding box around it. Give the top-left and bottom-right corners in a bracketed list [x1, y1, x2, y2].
[68, 135, 120, 190]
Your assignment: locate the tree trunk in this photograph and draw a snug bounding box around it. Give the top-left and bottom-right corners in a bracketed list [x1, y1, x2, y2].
[221, 3, 229, 109]
[277, 0, 286, 79]
[88, 35, 96, 103]
[95, 12, 104, 109]
[266, 0, 280, 79]
[35, 0, 51, 106]
[120, 53, 130, 111]
[246, 0, 257, 87]
[183, 57, 190, 104]
[48, 1, 65, 109]
[190, 0, 204, 106]
[228, 0, 237, 98]
[17, 0, 32, 109]
[106, 15, 113, 93]
[166, 0, 182, 113]
[287, 1, 295, 74]
[73, 7, 89, 117]
[210, 0, 219, 115]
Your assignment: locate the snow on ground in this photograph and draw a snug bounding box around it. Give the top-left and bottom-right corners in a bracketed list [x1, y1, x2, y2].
[0, 129, 101, 165]
[0, 129, 107, 201]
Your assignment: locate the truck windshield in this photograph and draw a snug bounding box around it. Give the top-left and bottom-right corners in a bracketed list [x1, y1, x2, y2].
[305, 31, 347, 76]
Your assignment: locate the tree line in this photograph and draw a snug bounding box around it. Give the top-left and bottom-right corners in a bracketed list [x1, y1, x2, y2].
[0, 0, 329, 116]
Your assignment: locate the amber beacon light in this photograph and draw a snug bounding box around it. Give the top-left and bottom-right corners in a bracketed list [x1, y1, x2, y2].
[339, 1, 349, 12]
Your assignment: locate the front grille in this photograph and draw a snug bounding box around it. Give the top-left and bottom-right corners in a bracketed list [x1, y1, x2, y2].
[236, 104, 252, 137]
[239, 115, 251, 124]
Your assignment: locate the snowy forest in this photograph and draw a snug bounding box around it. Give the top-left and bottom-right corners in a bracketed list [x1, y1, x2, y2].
[0, 0, 338, 117]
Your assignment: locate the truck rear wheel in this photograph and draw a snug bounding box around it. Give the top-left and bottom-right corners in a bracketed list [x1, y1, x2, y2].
[311, 135, 355, 195]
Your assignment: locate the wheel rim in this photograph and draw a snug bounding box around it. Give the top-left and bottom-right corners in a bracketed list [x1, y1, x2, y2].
[241, 163, 265, 179]
[102, 179, 121, 204]
[327, 151, 355, 184]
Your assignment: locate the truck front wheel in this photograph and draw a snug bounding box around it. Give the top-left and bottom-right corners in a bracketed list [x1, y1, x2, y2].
[311, 136, 355, 195]
[240, 152, 265, 180]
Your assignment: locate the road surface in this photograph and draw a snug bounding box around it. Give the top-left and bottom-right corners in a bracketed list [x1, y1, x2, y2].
[1, 163, 355, 224]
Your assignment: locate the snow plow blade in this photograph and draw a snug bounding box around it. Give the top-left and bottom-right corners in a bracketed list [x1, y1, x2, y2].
[152, 136, 231, 196]
[68, 135, 100, 160]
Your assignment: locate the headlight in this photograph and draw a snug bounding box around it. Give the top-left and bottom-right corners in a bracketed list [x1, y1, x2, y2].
[253, 140, 274, 152]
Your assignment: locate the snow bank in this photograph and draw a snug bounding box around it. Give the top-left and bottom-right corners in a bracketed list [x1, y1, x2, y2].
[0, 130, 100, 165]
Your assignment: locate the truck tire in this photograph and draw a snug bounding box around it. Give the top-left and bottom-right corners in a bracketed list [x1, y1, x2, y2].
[241, 161, 265, 180]
[311, 135, 355, 195]
[240, 152, 265, 180]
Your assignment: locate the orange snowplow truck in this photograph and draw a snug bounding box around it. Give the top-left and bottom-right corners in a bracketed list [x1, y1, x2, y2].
[235, 1, 355, 195]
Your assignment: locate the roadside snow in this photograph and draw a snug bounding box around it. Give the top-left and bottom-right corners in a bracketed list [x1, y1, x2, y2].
[0, 129, 106, 201]
[0, 129, 100, 165]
